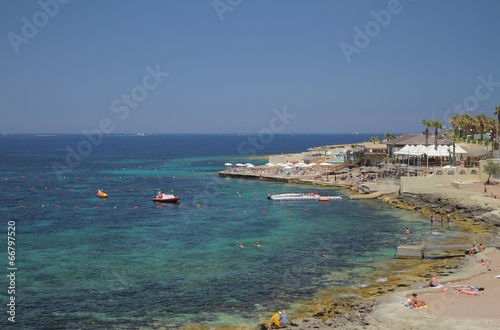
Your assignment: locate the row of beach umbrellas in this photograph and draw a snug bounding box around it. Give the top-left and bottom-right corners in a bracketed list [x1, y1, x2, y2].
[225, 162, 335, 169]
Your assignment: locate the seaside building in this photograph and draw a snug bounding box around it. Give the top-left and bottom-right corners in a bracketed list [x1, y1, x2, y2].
[384, 134, 448, 158]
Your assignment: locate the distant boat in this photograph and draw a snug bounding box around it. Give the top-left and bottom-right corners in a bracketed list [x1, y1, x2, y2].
[153, 189, 180, 203]
[354, 132, 359, 135]
[137, 133, 145, 136]
[97, 189, 108, 198]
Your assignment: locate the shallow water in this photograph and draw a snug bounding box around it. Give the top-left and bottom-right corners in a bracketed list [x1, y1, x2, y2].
[0, 134, 461, 328]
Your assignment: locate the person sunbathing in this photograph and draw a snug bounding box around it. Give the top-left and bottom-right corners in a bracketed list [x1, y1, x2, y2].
[469, 244, 478, 256]
[423, 274, 438, 288]
[408, 293, 425, 308]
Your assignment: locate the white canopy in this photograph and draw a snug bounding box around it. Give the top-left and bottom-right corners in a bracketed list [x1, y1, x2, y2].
[319, 162, 332, 166]
[246, 164, 255, 167]
[224, 163, 233, 166]
[394, 144, 467, 157]
[235, 163, 245, 166]
[265, 163, 275, 166]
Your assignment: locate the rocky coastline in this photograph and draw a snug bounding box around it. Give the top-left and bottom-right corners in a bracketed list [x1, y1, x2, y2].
[254, 190, 500, 330]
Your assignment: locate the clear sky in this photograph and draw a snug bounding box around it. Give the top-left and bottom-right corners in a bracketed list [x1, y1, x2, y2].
[1, 0, 500, 134]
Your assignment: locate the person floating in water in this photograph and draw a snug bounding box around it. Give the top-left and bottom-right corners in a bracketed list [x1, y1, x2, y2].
[405, 228, 410, 235]
[254, 242, 261, 247]
[237, 243, 245, 248]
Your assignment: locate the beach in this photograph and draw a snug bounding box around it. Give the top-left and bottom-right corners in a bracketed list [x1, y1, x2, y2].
[221, 157, 500, 329]
[368, 248, 500, 329]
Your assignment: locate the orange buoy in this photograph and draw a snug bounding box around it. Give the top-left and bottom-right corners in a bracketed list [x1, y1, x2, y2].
[186, 191, 189, 193]
[221, 192, 224, 194]
[55, 205, 59, 208]
[95, 206, 98, 209]
[87, 189, 89, 191]
[74, 206, 78, 209]
[205, 206, 207, 209]
[214, 207, 217, 210]
[134, 206, 138, 209]
[287, 211, 290, 213]
[229, 209, 232, 212]
[305, 209, 308, 212]
[254, 192, 256, 194]
[204, 191, 206, 193]
[179, 205, 183, 208]
[19, 205, 23, 208]
[130, 189, 134, 191]
[158, 206, 161, 208]
[263, 211, 267, 214]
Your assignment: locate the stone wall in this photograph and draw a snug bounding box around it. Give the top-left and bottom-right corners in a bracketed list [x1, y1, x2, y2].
[400, 167, 481, 193]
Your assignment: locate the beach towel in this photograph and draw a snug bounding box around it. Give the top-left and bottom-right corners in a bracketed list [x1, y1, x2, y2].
[452, 285, 484, 295]
[419, 283, 443, 289]
[412, 305, 433, 309]
[477, 259, 491, 266]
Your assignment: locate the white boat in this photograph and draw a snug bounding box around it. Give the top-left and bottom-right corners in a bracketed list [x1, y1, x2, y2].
[268, 193, 342, 201]
[268, 193, 319, 201]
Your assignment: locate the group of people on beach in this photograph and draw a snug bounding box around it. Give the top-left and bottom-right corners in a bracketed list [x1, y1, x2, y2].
[270, 310, 288, 328]
[468, 243, 484, 256]
[225, 166, 318, 178]
[430, 213, 452, 225]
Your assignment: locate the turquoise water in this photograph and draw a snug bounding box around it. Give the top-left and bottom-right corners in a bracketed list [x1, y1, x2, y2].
[0, 134, 457, 328]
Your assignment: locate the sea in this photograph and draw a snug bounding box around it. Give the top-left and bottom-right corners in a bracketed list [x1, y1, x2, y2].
[0, 134, 458, 328]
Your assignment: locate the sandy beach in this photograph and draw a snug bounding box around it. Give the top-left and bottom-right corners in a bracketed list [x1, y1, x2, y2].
[368, 248, 500, 329]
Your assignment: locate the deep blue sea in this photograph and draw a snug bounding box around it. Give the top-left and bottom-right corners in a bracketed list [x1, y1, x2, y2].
[0, 134, 455, 328]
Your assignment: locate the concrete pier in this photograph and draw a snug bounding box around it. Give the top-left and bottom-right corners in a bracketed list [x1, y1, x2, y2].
[396, 245, 424, 259]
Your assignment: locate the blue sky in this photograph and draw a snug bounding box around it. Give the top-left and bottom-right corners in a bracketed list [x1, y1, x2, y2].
[1, 0, 500, 134]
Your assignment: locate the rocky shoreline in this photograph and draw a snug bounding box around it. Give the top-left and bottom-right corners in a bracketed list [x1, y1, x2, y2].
[254, 190, 500, 330]
[177, 188, 500, 330]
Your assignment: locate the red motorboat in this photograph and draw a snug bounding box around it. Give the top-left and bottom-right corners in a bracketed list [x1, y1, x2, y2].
[153, 189, 180, 203]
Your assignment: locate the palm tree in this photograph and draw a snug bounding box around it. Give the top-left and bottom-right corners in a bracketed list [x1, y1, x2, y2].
[462, 113, 475, 138]
[475, 114, 488, 140]
[487, 117, 497, 141]
[422, 119, 432, 147]
[494, 105, 500, 142]
[384, 133, 395, 141]
[431, 120, 443, 150]
[448, 134, 460, 166]
[370, 136, 379, 143]
[449, 115, 462, 136]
